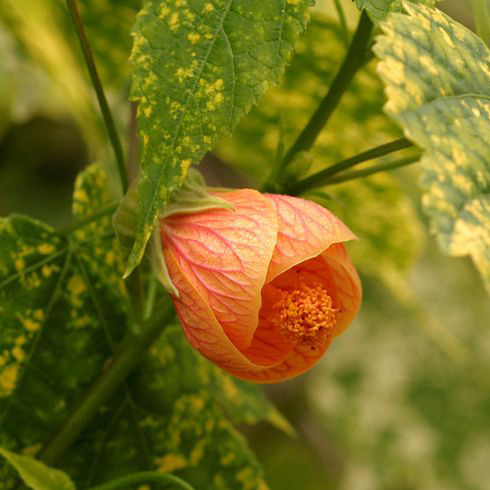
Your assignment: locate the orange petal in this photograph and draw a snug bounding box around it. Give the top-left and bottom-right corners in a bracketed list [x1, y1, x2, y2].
[320, 243, 362, 336]
[239, 283, 295, 366]
[264, 194, 356, 283]
[233, 247, 361, 383]
[164, 247, 259, 372]
[226, 333, 333, 383]
[162, 189, 277, 349]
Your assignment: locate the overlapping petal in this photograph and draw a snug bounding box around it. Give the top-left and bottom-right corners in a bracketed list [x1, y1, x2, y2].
[264, 194, 356, 282]
[162, 190, 277, 350]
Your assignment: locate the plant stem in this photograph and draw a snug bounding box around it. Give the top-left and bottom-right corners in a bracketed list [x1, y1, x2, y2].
[58, 204, 118, 236]
[143, 276, 158, 321]
[38, 301, 175, 466]
[319, 155, 420, 185]
[286, 137, 413, 195]
[472, 0, 490, 47]
[333, 0, 350, 47]
[87, 472, 196, 490]
[65, 0, 128, 193]
[273, 11, 373, 175]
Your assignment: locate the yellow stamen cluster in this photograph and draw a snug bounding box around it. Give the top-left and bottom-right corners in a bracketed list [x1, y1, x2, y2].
[270, 282, 336, 347]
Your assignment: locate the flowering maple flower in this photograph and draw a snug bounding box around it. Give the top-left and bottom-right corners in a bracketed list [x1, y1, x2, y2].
[160, 190, 361, 383]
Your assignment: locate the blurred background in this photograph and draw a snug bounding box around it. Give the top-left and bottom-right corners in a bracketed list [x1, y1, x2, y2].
[1, 1, 489, 489]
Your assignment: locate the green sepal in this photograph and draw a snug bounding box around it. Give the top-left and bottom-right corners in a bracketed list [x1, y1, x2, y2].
[162, 169, 234, 218]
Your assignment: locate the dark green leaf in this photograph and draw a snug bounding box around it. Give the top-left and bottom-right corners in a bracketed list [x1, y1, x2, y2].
[62, 326, 280, 490]
[0, 165, 129, 488]
[126, 0, 314, 275]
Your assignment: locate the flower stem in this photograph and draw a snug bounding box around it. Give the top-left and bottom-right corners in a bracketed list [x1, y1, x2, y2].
[333, 0, 350, 47]
[286, 138, 413, 195]
[65, 0, 128, 193]
[38, 301, 175, 466]
[86, 472, 196, 490]
[318, 155, 420, 186]
[57, 204, 118, 236]
[472, 0, 490, 46]
[270, 11, 373, 179]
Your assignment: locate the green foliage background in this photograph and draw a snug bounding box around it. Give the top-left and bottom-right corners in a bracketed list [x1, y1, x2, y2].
[1, 1, 490, 489]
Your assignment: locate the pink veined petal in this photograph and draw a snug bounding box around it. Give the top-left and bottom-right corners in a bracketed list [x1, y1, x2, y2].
[162, 189, 278, 350]
[164, 247, 260, 372]
[264, 194, 357, 283]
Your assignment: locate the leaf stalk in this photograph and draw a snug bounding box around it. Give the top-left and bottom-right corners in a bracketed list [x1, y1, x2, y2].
[286, 137, 413, 195]
[57, 204, 118, 236]
[317, 154, 420, 186]
[471, 0, 490, 47]
[65, 0, 129, 193]
[38, 301, 175, 466]
[86, 472, 196, 490]
[263, 10, 373, 191]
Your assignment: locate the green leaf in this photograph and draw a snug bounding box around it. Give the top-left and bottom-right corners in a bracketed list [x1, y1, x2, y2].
[0, 448, 75, 490]
[354, 0, 438, 22]
[374, 1, 490, 293]
[127, 0, 314, 275]
[0, 165, 129, 488]
[217, 15, 423, 277]
[61, 326, 279, 490]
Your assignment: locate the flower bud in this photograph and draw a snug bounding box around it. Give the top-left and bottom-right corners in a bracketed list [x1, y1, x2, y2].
[160, 189, 361, 383]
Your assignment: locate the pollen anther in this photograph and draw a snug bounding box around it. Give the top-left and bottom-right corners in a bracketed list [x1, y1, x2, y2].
[270, 281, 336, 347]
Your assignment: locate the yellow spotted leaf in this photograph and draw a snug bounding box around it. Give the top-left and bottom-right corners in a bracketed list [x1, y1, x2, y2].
[374, 2, 490, 293]
[0, 165, 129, 488]
[355, 0, 439, 22]
[126, 0, 314, 275]
[1, 164, 286, 489]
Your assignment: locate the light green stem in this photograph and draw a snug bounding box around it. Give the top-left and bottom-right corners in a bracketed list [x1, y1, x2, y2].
[65, 0, 129, 193]
[261, 11, 373, 192]
[87, 471, 196, 490]
[317, 155, 420, 185]
[471, 0, 490, 47]
[286, 138, 412, 195]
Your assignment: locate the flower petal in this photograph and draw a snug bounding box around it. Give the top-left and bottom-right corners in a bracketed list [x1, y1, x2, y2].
[226, 334, 333, 383]
[264, 194, 356, 283]
[164, 247, 260, 372]
[162, 189, 278, 349]
[320, 243, 362, 336]
[233, 247, 361, 382]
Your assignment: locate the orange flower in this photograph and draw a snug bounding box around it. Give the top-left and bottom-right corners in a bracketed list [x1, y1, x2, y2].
[160, 190, 361, 383]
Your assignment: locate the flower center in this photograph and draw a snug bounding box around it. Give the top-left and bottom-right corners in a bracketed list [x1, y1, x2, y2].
[269, 281, 337, 347]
